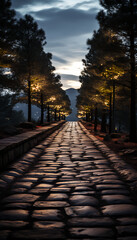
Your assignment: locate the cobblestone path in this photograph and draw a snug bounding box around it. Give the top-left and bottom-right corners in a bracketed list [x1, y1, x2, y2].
[0, 122, 137, 240]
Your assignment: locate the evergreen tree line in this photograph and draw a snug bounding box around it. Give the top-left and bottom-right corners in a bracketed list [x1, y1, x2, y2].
[0, 0, 71, 128]
[77, 0, 137, 141]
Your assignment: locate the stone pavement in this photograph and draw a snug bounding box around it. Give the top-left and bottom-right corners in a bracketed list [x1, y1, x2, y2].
[0, 122, 137, 240]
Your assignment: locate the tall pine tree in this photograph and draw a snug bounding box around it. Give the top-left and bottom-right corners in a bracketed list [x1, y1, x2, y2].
[0, 0, 16, 92]
[97, 0, 137, 141]
[13, 15, 46, 122]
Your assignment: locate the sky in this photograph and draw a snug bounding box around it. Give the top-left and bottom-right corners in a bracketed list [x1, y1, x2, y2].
[11, 0, 101, 89]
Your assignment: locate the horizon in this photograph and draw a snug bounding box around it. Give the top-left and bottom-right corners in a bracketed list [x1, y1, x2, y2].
[65, 87, 79, 91]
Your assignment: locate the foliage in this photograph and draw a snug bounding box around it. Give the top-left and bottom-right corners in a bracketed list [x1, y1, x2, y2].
[97, 0, 137, 140]
[0, 0, 16, 68]
[0, 94, 25, 129]
[0, 0, 71, 124]
[77, 27, 131, 132]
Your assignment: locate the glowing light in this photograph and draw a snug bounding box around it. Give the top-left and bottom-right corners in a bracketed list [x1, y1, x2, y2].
[49, 97, 56, 102]
[32, 84, 41, 92]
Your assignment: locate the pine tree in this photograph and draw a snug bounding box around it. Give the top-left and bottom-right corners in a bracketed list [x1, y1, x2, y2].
[12, 15, 46, 122]
[77, 28, 128, 133]
[0, 94, 24, 130]
[0, 0, 16, 68]
[97, 0, 137, 141]
[0, 0, 17, 93]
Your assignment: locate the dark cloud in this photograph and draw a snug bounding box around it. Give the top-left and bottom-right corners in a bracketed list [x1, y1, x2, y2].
[11, 0, 62, 9]
[36, 8, 98, 39]
[53, 55, 68, 64]
[47, 41, 66, 48]
[74, 0, 99, 8]
[61, 74, 79, 80]
[11, 1, 99, 41]
[10, 0, 99, 89]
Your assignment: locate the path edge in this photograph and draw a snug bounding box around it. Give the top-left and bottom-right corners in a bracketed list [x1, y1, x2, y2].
[0, 121, 66, 170]
[79, 121, 137, 193]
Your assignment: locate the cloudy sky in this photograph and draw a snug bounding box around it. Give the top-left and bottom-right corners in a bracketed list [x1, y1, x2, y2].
[11, 0, 101, 89]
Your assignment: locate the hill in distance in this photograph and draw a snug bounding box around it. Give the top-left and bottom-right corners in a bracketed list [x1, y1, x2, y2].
[65, 88, 79, 121]
[14, 88, 79, 122]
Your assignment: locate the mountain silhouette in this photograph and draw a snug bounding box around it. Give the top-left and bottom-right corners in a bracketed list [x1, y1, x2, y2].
[14, 88, 79, 122]
[65, 88, 79, 121]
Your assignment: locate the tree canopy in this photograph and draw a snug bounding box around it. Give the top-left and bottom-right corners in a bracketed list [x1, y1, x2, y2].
[0, 0, 71, 125]
[77, 1, 137, 140]
[97, 0, 137, 140]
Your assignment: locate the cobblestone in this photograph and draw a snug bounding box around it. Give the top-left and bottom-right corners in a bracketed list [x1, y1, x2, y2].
[102, 204, 137, 216]
[65, 206, 100, 217]
[32, 209, 62, 221]
[70, 227, 115, 238]
[0, 122, 137, 239]
[70, 195, 99, 206]
[2, 194, 39, 203]
[0, 210, 29, 220]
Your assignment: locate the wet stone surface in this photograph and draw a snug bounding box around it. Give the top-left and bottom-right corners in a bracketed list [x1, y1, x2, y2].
[32, 209, 62, 221]
[0, 210, 29, 220]
[65, 206, 100, 217]
[102, 195, 133, 204]
[70, 227, 115, 238]
[69, 195, 99, 206]
[102, 204, 137, 217]
[0, 121, 137, 239]
[2, 194, 39, 203]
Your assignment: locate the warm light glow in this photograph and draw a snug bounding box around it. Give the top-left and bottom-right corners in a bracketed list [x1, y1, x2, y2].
[49, 96, 56, 102]
[32, 84, 41, 92]
[104, 101, 108, 106]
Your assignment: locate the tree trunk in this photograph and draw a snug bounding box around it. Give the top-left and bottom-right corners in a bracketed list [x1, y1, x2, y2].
[94, 106, 98, 132]
[119, 120, 121, 133]
[59, 110, 61, 121]
[129, 0, 136, 141]
[54, 108, 57, 121]
[88, 113, 90, 122]
[101, 108, 107, 133]
[86, 112, 88, 122]
[47, 105, 50, 122]
[109, 93, 112, 134]
[40, 93, 44, 124]
[112, 80, 115, 132]
[28, 74, 31, 122]
[90, 109, 93, 122]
